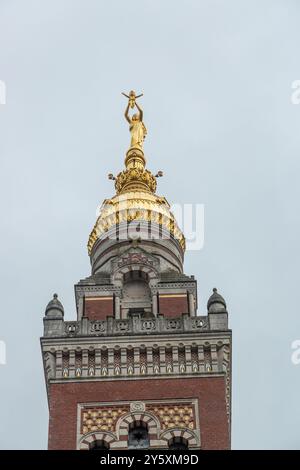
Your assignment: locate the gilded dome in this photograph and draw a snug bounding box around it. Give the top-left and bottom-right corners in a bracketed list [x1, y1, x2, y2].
[88, 147, 185, 255]
[88, 189, 185, 255]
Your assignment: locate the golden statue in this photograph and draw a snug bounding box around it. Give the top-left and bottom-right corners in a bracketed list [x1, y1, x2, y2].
[123, 90, 147, 149]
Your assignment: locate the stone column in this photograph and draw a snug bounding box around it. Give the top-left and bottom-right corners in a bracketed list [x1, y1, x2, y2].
[152, 293, 158, 316]
[159, 346, 166, 374]
[121, 347, 127, 375]
[108, 348, 114, 376]
[211, 344, 218, 372]
[198, 345, 205, 373]
[56, 350, 63, 379]
[185, 345, 192, 373]
[82, 349, 88, 377]
[69, 350, 75, 378]
[147, 346, 153, 375]
[172, 345, 179, 374]
[95, 349, 101, 376]
[78, 296, 84, 320]
[188, 291, 195, 316]
[115, 295, 121, 319]
[134, 347, 140, 375]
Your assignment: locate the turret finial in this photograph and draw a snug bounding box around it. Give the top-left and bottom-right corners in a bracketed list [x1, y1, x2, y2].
[109, 91, 156, 195]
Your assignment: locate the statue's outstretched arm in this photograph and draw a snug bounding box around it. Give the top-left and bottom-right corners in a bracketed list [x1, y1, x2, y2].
[124, 103, 131, 123]
[135, 101, 143, 121]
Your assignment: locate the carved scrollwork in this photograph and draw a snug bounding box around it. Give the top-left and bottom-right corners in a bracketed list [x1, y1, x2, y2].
[166, 319, 181, 330]
[65, 322, 79, 336]
[191, 318, 207, 330]
[117, 252, 155, 269]
[90, 321, 106, 334]
[141, 320, 156, 331]
[130, 401, 146, 412]
[115, 321, 129, 332]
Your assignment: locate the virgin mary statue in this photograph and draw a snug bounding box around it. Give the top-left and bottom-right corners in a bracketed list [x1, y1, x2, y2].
[124, 99, 147, 149]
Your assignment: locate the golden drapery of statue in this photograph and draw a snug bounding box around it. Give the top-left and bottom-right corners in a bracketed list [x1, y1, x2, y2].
[123, 90, 147, 149]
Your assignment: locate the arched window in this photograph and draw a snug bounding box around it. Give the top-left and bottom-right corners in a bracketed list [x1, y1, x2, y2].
[89, 440, 110, 450]
[122, 270, 152, 318]
[128, 421, 150, 449]
[168, 436, 189, 450]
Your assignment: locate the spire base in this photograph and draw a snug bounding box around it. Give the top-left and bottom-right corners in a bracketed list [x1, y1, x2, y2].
[125, 147, 146, 171]
[114, 147, 156, 195]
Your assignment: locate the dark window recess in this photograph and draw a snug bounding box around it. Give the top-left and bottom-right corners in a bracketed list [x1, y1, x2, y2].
[128, 307, 145, 317]
[168, 436, 189, 450]
[128, 421, 150, 449]
[128, 307, 154, 318]
[89, 440, 110, 450]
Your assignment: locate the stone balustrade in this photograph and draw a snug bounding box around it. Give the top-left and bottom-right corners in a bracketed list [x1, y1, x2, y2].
[43, 313, 212, 338]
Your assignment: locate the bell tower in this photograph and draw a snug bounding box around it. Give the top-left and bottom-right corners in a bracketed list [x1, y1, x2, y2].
[41, 92, 232, 450]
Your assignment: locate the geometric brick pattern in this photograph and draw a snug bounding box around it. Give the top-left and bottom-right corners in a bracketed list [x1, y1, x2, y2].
[81, 401, 195, 436]
[78, 403, 199, 450]
[82, 405, 129, 434]
[147, 403, 195, 431]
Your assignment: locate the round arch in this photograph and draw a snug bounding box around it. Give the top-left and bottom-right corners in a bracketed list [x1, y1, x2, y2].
[112, 410, 161, 449]
[116, 410, 161, 438]
[112, 263, 159, 287]
[160, 427, 199, 448]
[78, 431, 117, 450]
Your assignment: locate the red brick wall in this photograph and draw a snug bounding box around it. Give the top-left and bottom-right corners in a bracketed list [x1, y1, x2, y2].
[84, 296, 114, 320]
[159, 294, 188, 317]
[48, 376, 229, 450]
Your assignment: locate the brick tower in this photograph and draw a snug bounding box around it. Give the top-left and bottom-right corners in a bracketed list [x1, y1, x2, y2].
[41, 92, 232, 450]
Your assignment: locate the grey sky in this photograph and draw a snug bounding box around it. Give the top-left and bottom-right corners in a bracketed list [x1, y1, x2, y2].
[0, 0, 300, 449]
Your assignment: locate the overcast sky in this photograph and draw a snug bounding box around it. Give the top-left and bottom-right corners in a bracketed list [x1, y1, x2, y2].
[0, 0, 300, 449]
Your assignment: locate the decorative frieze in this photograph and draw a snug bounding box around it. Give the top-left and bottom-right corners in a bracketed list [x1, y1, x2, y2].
[43, 340, 230, 383]
[82, 405, 129, 434]
[80, 399, 197, 438]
